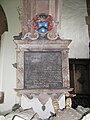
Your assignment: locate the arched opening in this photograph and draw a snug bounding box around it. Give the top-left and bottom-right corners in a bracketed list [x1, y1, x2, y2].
[0, 4, 8, 104]
[0, 4, 8, 41]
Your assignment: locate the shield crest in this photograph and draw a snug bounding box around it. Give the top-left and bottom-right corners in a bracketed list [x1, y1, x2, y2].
[32, 14, 54, 35]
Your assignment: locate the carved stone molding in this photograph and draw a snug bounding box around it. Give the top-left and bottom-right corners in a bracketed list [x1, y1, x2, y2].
[15, 88, 73, 109]
[14, 39, 72, 90]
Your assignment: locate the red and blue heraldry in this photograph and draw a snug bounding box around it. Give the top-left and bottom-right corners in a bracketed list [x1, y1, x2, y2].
[32, 14, 54, 34]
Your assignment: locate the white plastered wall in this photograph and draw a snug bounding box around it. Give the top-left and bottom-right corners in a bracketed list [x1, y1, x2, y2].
[0, 0, 22, 112]
[60, 0, 89, 58]
[0, 0, 89, 113]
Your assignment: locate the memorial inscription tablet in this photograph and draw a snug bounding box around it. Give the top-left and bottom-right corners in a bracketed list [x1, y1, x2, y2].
[24, 51, 63, 89]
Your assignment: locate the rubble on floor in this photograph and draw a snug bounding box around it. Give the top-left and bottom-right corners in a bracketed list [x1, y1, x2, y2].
[48, 107, 82, 120]
[76, 106, 90, 115]
[44, 106, 90, 120]
[0, 106, 90, 120]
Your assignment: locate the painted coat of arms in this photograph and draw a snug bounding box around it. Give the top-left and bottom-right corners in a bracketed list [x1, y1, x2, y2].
[32, 14, 54, 35]
[22, 14, 59, 40]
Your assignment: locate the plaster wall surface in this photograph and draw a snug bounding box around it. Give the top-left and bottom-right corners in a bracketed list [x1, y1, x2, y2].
[60, 0, 89, 58]
[0, 0, 89, 113]
[0, 0, 22, 112]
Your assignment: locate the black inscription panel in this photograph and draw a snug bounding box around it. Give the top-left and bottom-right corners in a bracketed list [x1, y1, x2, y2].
[24, 51, 63, 89]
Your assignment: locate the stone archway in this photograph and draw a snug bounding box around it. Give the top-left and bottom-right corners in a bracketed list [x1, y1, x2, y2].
[0, 4, 8, 40]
